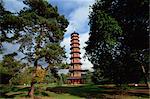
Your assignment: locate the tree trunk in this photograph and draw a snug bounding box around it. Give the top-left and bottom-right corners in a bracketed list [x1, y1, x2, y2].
[28, 60, 38, 97]
[28, 81, 35, 98]
[141, 65, 149, 88]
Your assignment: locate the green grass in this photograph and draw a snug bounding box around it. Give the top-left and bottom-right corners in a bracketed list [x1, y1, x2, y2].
[0, 84, 149, 99]
[0, 84, 82, 99]
[46, 84, 149, 98]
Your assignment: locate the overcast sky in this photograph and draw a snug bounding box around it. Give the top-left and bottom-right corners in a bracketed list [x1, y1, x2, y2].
[1, 0, 95, 70]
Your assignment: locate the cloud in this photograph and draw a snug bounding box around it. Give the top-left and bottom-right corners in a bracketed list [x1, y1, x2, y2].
[80, 33, 93, 70]
[60, 36, 71, 63]
[52, 0, 95, 70]
[50, 0, 95, 37]
[65, 1, 94, 37]
[2, 0, 94, 70]
[3, 0, 26, 13]
[61, 32, 93, 70]
[65, 6, 89, 36]
[2, 42, 20, 54]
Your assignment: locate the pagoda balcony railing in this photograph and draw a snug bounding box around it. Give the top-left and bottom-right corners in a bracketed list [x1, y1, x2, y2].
[70, 43, 80, 46]
[71, 36, 79, 40]
[71, 40, 79, 44]
[71, 43, 79, 45]
[71, 45, 80, 48]
[69, 67, 81, 70]
[69, 69, 82, 72]
[70, 62, 82, 64]
[70, 47, 80, 50]
[71, 43, 80, 46]
[71, 55, 80, 57]
[71, 50, 80, 53]
[71, 39, 79, 41]
[71, 42, 79, 45]
[71, 60, 81, 63]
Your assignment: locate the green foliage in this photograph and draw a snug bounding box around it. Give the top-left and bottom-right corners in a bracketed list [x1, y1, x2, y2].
[43, 67, 68, 85]
[0, 84, 148, 98]
[85, 71, 93, 84]
[86, 0, 148, 85]
[0, 53, 24, 84]
[89, 10, 122, 46]
[18, 0, 69, 68]
[99, 0, 149, 50]
[10, 67, 33, 85]
[10, 66, 48, 85]
[60, 73, 69, 84]
[86, 9, 122, 84]
[58, 63, 70, 69]
[0, 2, 69, 94]
[0, 1, 24, 54]
[43, 70, 56, 83]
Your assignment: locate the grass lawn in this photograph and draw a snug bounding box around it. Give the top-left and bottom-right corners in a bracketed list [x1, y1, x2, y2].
[0, 84, 149, 99]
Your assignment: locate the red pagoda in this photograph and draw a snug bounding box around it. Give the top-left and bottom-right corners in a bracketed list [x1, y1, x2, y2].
[68, 32, 85, 84]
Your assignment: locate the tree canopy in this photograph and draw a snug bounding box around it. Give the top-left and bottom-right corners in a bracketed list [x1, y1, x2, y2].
[18, 0, 68, 66]
[0, 0, 69, 97]
[85, 0, 149, 85]
[0, 53, 25, 84]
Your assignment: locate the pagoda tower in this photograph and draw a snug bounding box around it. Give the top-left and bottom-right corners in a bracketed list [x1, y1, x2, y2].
[68, 32, 84, 84]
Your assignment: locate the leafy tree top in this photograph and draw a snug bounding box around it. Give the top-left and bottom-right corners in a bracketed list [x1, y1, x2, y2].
[86, 10, 122, 61]
[93, 0, 149, 50]
[17, 0, 69, 67]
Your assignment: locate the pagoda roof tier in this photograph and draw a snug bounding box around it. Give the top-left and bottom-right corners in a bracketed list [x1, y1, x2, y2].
[70, 62, 82, 65]
[70, 46, 80, 49]
[71, 39, 79, 42]
[70, 51, 81, 54]
[70, 43, 80, 45]
[72, 46, 80, 48]
[71, 35, 79, 38]
[71, 36, 79, 39]
[69, 69, 87, 72]
[71, 45, 80, 47]
[70, 69, 81, 71]
[70, 54, 80, 56]
[70, 53, 80, 55]
[70, 57, 81, 59]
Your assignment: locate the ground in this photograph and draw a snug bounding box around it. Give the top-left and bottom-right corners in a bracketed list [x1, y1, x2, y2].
[0, 84, 149, 99]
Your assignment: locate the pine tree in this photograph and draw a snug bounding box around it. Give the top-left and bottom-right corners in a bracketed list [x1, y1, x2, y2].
[17, 0, 69, 97]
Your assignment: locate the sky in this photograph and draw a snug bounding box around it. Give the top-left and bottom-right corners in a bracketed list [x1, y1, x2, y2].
[2, 0, 95, 70]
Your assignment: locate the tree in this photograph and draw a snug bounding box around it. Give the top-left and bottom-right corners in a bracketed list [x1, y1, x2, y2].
[102, 0, 149, 86]
[17, 0, 68, 97]
[0, 53, 24, 84]
[85, 10, 122, 84]
[0, 0, 28, 84]
[85, 70, 93, 84]
[0, 1, 24, 53]
[10, 67, 33, 85]
[85, 0, 149, 86]
[34, 66, 46, 83]
[59, 63, 70, 69]
[43, 69, 56, 84]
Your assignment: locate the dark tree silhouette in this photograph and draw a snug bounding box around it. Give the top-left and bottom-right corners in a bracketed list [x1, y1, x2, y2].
[85, 0, 149, 86]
